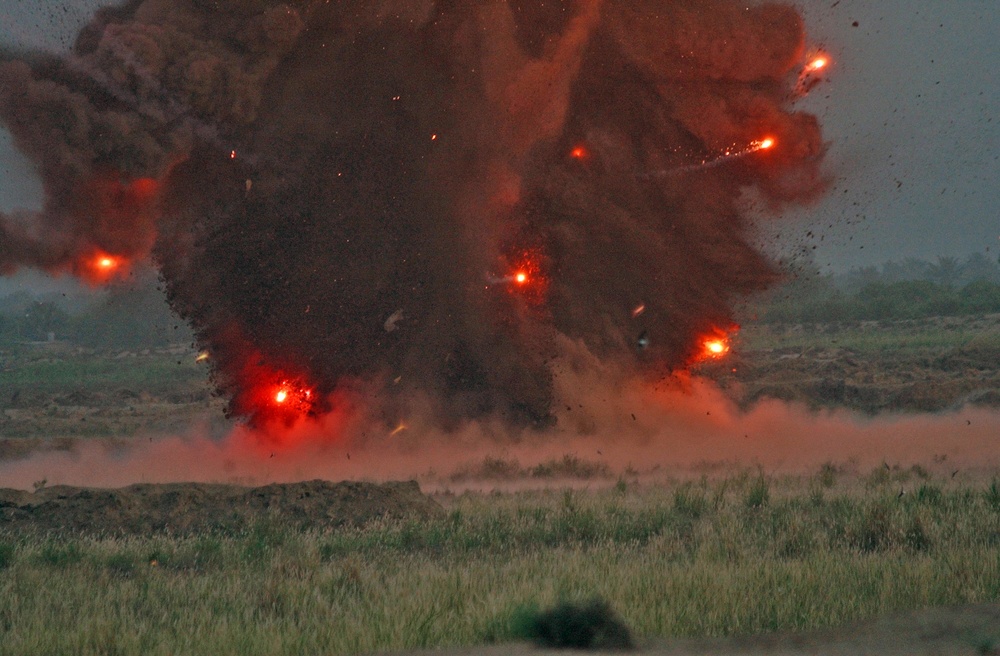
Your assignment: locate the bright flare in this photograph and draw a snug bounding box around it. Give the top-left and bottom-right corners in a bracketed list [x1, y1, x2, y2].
[515, 272, 528, 284]
[570, 145, 588, 160]
[275, 389, 288, 404]
[807, 57, 828, 71]
[758, 138, 775, 150]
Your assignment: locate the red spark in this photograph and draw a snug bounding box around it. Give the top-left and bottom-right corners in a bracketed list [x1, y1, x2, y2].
[689, 325, 738, 365]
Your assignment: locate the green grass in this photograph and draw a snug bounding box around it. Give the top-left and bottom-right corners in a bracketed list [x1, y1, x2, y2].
[1, 475, 999, 655]
[0, 352, 205, 396]
[739, 321, 1000, 355]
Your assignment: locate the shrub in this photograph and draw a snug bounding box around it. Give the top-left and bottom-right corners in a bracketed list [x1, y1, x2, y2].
[986, 480, 1000, 511]
[38, 542, 84, 568]
[744, 476, 771, 509]
[512, 599, 633, 650]
[673, 484, 707, 519]
[0, 543, 14, 569]
[104, 553, 138, 576]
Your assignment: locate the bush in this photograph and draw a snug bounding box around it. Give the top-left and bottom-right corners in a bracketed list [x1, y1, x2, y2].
[512, 599, 633, 650]
[37, 542, 84, 568]
[744, 477, 771, 509]
[0, 543, 14, 569]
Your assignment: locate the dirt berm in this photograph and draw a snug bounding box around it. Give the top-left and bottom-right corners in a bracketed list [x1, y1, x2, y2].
[0, 480, 443, 535]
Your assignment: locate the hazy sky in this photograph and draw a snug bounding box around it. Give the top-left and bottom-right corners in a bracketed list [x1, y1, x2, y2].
[0, 0, 997, 293]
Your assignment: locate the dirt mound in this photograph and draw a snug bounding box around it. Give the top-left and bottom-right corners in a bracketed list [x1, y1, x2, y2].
[0, 480, 442, 535]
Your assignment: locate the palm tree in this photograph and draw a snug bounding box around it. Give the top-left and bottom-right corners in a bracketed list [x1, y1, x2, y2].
[928, 256, 962, 289]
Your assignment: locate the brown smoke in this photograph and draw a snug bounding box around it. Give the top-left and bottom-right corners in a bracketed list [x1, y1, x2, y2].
[0, 0, 825, 428]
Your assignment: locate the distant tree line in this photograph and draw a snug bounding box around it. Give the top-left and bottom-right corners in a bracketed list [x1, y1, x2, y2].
[0, 281, 191, 348]
[763, 253, 1000, 323]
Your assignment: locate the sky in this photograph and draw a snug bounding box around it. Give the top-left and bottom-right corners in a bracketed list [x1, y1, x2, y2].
[0, 0, 997, 297]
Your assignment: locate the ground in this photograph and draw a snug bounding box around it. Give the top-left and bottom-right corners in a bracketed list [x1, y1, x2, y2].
[0, 315, 999, 655]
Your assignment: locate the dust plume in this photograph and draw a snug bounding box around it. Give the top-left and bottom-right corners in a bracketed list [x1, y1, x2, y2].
[0, 0, 825, 429]
[2, 361, 998, 491]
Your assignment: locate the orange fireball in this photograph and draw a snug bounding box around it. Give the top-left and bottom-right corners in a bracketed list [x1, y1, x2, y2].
[691, 326, 738, 364]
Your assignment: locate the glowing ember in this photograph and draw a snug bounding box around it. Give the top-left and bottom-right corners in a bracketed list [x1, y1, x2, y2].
[699, 334, 731, 360]
[807, 57, 828, 71]
[757, 137, 775, 150]
[689, 326, 738, 365]
[570, 145, 588, 160]
[794, 53, 832, 97]
[275, 389, 289, 404]
[515, 272, 528, 284]
[195, 352, 210, 363]
[83, 252, 128, 283]
[230, 150, 237, 159]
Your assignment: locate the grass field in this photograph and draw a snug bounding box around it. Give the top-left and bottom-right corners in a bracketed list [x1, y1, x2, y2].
[2, 471, 999, 655]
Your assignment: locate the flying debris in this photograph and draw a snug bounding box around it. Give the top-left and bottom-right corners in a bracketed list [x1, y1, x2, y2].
[795, 53, 833, 97]
[636, 330, 651, 351]
[384, 309, 405, 333]
[642, 136, 780, 178]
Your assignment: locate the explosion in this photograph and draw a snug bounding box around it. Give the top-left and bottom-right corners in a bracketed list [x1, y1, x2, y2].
[0, 0, 827, 429]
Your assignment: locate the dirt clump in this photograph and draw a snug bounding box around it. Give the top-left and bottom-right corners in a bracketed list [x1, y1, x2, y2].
[0, 479, 442, 535]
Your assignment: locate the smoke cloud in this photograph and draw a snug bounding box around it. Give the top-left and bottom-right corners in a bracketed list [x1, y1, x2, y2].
[0, 0, 825, 428]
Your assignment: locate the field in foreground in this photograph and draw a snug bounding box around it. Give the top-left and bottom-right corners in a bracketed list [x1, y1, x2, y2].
[1, 471, 999, 655]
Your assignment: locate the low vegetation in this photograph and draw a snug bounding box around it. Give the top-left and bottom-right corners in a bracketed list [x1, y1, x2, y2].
[1, 470, 999, 655]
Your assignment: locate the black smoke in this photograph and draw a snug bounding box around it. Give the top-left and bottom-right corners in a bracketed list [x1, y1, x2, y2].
[0, 0, 825, 428]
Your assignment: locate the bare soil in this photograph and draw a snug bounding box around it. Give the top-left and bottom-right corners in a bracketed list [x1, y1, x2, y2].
[0, 479, 443, 535]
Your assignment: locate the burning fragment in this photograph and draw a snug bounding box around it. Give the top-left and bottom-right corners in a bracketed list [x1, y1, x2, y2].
[690, 326, 738, 364]
[0, 0, 827, 429]
[795, 52, 833, 96]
